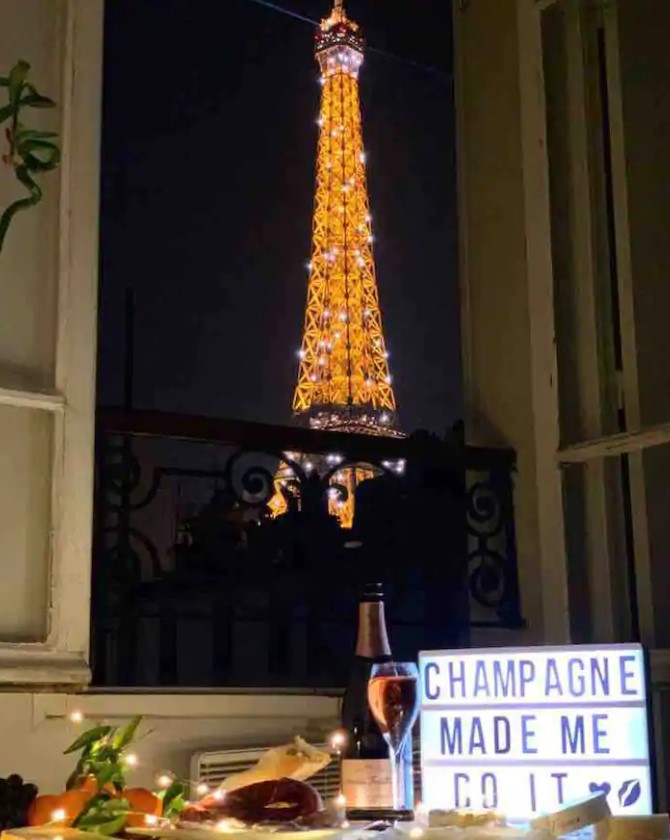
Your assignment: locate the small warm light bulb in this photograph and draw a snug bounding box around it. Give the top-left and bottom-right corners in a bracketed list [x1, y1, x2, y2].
[330, 730, 347, 750]
[157, 774, 173, 789]
[410, 829, 425, 839]
[124, 752, 138, 767]
[69, 709, 84, 724]
[335, 793, 347, 807]
[196, 783, 210, 797]
[341, 821, 350, 829]
[145, 815, 159, 827]
[212, 788, 225, 802]
[51, 809, 67, 823]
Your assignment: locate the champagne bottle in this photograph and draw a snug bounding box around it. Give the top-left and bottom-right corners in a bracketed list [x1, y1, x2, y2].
[340, 582, 394, 809]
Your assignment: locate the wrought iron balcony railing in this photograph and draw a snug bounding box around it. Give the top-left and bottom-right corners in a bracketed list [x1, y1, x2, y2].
[92, 408, 522, 688]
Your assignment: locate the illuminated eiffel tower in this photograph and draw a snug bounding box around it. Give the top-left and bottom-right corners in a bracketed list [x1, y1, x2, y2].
[270, 0, 403, 528]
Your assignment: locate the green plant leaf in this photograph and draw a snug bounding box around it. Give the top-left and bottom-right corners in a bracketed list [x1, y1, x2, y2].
[24, 151, 60, 172]
[79, 814, 128, 836]
[113, 715, 142, 750]
[8, 60, 29, 104]
[95, 762, 120, 791]
[21, 93, 55, 108]
[161, 779, 186, 816]
[21, 84, 55, 107]
[15, 127, 59, 140]
[0, 104, 12, 124]
[64, 725, 114, 755]
[163, 793, 187, 819]
[99, 797, 130, 814]
[65, 754, 88, 790]
[0, 76, 9, 86]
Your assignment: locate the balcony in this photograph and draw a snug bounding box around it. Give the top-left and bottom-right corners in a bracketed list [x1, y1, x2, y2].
[92, 408, 522, 688]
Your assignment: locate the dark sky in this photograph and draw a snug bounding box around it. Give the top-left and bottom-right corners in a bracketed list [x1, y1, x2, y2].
[98, 0, 459, 434]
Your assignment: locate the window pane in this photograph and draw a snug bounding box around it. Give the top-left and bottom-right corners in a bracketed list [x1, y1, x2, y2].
[0, 0, 61, 389]
[542, 2, 620, 445]
[641, 443, 670, 647]
[560, 456, 632, 642]
[614, 0, 670, 428]
[0, 404, 53, 641]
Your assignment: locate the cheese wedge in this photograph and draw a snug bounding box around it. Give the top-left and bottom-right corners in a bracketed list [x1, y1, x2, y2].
[216, 736, 331, 793]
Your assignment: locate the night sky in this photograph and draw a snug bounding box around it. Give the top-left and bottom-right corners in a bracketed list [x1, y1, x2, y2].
[98, 0, 459, 434]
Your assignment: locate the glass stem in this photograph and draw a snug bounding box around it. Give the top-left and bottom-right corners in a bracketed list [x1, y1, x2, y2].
[391, 748, 402, 810]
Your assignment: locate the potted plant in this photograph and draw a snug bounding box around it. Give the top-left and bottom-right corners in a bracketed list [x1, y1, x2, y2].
[0, 59, 61, 255]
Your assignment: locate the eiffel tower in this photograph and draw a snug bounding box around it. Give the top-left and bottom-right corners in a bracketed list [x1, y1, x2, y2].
[270, 0, 403, 528]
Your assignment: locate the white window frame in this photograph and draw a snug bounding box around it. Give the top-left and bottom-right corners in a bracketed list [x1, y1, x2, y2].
[519, 0, 670, 805]
[518, 0, 665, 647]
[0, 0, 103, 685]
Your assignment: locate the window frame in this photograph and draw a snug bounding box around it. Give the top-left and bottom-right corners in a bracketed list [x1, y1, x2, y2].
[0, 0, 103, 684]
[518, 0, 662, 648]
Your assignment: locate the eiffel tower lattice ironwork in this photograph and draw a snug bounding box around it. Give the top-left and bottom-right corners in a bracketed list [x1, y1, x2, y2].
[269, 0, 404, 528]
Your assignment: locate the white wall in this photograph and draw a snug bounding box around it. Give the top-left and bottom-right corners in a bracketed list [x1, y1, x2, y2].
[0, 692, 340, 793]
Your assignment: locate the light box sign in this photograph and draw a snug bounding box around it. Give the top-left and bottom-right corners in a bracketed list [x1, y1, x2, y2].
[419, 645, 652, 819]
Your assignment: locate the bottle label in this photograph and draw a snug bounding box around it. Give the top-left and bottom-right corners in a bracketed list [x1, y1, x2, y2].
[341, 758, 394, 808]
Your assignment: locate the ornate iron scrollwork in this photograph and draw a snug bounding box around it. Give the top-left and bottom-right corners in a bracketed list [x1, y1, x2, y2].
[92, 413, 523, 686]
[467, 470, 523, 628]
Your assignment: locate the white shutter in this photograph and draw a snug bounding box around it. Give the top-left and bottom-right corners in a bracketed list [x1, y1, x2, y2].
[0, 0, 103, 683]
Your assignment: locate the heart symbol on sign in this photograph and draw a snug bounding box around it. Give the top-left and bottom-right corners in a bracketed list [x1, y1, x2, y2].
[589, 782, 612, 797]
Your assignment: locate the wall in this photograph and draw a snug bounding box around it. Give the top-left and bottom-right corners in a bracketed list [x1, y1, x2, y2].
[453, 0, 544, 645]
[0, 692, 340, 792]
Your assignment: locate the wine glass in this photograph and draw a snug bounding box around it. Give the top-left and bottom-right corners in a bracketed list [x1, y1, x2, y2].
[367, 661, 420, 811]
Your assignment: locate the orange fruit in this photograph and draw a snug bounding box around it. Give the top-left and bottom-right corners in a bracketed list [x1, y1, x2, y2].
[124, 787, 162, 828]
[76, 775, 115, 796]
[27, 790, 89, 826]
[28, 795, 59, 827]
